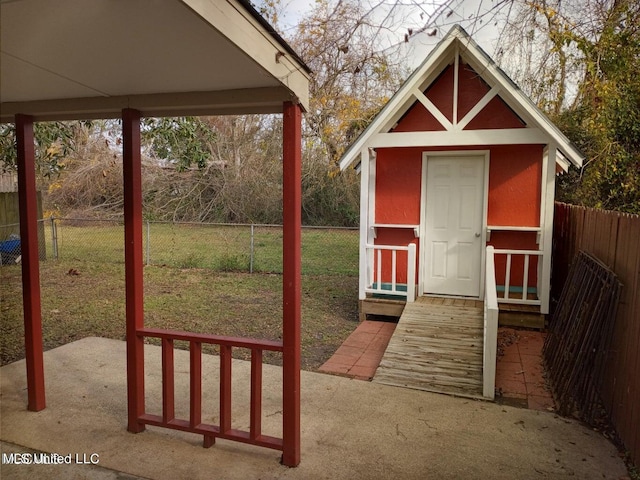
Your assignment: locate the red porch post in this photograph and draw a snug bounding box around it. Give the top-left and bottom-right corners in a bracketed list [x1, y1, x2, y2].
[281, 101, 302, 467]
[122, 108, 145, 433]
[15, 114, 46, 412]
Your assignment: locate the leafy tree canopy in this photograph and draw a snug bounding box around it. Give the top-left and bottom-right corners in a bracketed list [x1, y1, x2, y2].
[0, 122, 81, 178]
[541, 0, 639, 213]
[141, 117, 217, 171]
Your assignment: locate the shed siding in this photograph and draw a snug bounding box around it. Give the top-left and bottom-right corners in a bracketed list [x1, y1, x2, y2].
[425, 64, 454, 122]
[457, 63, 491, 119]
[375, 148, 423, 224]
[391, 103, 446, 132]
[465, 96, 526, 129]
[374, 148, 422, 285]
[487, 145, 542, 227]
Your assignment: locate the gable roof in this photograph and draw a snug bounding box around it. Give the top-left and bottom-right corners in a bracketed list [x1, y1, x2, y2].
[0, 0, 310, 122]
[339, 25, 584, 172]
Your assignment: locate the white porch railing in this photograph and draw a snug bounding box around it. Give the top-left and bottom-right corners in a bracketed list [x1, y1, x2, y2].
[483, 246, 499, 399]
[364, 243, 416, 302]
[492, 248, 543, 306]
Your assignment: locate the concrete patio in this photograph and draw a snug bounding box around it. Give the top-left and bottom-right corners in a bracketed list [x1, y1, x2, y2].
[0, 337, 628, 479]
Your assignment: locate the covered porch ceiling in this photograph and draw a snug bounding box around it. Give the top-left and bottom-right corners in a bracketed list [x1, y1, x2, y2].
[0, 0, 311, 122]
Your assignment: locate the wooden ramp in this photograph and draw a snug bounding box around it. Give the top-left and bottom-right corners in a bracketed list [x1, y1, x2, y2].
[373, 297, 485, 399]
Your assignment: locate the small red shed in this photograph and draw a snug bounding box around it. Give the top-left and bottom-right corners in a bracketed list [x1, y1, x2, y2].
[340, 25, 584, 319]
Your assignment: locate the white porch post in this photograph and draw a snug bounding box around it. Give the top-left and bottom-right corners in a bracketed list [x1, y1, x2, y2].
[358, 148, 376, 300]
[539, 144, 557, 314]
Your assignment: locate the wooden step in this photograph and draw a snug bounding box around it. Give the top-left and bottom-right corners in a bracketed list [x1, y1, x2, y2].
[498, 304, 546, 329]
[359, 297, 406, 321]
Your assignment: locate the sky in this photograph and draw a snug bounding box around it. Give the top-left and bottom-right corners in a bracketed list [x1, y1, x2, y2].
[256, 0, 505, 69]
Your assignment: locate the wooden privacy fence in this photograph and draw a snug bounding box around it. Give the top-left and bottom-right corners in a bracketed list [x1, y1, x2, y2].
[553, 202, 640, 466]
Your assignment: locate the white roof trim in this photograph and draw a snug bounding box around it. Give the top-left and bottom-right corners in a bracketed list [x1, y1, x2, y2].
[339, 25, 584, 171]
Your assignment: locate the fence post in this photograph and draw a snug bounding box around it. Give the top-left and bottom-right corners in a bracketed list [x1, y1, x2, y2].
[50, 216, 58, 260]
[250, 224, 254, 274]
[146, 221, 150, 266]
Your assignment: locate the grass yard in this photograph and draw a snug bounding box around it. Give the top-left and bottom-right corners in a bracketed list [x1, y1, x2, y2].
[49, 220, 359, 275]
[1, 256, 360, 371]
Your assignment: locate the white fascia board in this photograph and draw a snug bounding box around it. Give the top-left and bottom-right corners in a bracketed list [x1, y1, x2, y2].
[556, 151, 571, 173]
[182, 0, 310, 111]
[455, 34, 584, 169]
[378, 52, 455, 133]
[0, 87, 294, 122]
[370, 128, 548, 148]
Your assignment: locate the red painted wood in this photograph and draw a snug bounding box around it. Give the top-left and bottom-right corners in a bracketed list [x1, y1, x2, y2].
[162, 338, 175, 423]
[392, 102, 446, 132]
[220, 345, 232, 433]
[374, 148, 422, 225]
[203, 435, 215, 448]
[373, 147, 423, 284]
[281, 101, 302, 467]
[137, 330, 285, 452]
[123, 108, 146, 433]
[465, 96, 526, 129]
[487, 145, 542, 227]
[139, 414, 283, 450]
[375, 143, 541, 228]
[456, 63, 491, 120]
[425, 64, 454, 122]
[190, 341, 202, 428]
[15, 114, 46, 412]
[138, 327, 283, 351]
[250, 349, 263, 440]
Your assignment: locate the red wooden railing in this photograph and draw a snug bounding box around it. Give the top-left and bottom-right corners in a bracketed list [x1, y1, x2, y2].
[136, 328, 284, 451]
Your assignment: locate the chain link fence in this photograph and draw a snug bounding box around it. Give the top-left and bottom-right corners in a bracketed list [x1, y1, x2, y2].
[1, 218, 359, 276]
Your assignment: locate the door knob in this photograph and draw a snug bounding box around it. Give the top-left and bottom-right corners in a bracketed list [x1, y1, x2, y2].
[475, 232, 481, 238]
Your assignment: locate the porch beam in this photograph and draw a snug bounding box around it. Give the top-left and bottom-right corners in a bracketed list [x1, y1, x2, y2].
[370, 128, 547, 148]
[281, 101, 302, 467]
[1, 87, 297, 123]
[15, 113, 46, 411]
[123, 108, 146, 433]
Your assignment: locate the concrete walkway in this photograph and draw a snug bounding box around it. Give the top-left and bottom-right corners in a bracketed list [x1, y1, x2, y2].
[1, 337, 627, 480]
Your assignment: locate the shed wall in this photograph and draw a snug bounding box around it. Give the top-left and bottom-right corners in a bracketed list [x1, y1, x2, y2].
[374, 144, 543, 289]
[370, 58, 547, 293]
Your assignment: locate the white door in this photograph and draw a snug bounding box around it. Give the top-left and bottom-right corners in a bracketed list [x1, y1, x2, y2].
[423, 156, 485, 297]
